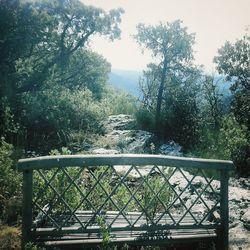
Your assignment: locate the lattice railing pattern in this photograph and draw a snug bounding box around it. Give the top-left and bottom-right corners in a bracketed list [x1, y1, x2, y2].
[31, 164, 220, 231]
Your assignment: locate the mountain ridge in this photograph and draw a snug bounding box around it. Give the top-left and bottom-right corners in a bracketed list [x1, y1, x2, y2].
[108, 68, 232, 97]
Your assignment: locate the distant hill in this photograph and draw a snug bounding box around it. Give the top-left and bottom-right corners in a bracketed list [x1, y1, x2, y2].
[108, 69, 232, 98]
[108, 69, 142, 96]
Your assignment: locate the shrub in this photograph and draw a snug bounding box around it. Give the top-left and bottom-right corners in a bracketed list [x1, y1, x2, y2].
[0, 139, 21, 222]
[0, 226, 21, 249]
[220, 116, 249, 176]
[25, 242, 46, 250]
[22, 87, 107, 152]
[33, 148, 82, 216]
[142, 170, 175, 224]
[190, 116, 249, 176]
[136, 108, 155, 132]
[102, 89, 137, 116]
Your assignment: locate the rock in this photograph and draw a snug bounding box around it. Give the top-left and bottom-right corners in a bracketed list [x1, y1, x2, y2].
[241, 209, 250, 229]
[114, 165, 162, 179]
[229, 186, 250, 202]
[229, 225, 250, 249]
[229, 177, 250, 190]
[159, 141, 183, 156]
[91, 148, 120, 154]
[95, 115, 154, 153]
[125, 130, 153, 153]
[105, 114, 136, 131]
[104, 129, 153, 153]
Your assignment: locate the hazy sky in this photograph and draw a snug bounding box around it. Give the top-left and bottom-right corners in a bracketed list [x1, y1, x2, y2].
[84, 0, 249, 72]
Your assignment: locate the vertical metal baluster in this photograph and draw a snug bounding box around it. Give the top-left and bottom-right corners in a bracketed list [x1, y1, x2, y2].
[22, 169, 33, 249]
[219, 169, 229, 250]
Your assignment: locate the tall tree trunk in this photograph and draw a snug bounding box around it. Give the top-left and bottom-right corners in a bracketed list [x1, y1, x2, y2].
[155, 59, 168, 132]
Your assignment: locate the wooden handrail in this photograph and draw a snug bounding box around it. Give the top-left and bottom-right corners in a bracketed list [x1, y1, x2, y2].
[18, 154, 234, 171]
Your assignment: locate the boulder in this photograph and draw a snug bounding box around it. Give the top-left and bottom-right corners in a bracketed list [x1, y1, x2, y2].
[159, 141, 183, 156]
[105, 114, 136, 131]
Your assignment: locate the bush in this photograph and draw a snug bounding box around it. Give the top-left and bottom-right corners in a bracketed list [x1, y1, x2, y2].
[102, 89, 137, 116]
[190, 116, 249, 177]
[220, 116, 249, 176]
[0, 226, 21, 250]
[136, 79, 200, 149]
[33, 148, 82, 216]
[136, 108, 155, 132]
[22, 87, 107, 152]
[0, 139, 21, 222]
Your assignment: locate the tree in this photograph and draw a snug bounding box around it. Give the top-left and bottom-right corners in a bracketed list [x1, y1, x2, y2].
[135, 20, 195, 131]
[214, 34, 250, 129]
[14, 0, 124, 94]
[0, 0, 124, 148]
[44, 49, 111, 100]
[0, 0, 123, 100]
[201, 75, 223, 130]
[137, 63, 201, 148]
[0, 0, 46, 140]
[214, 34, 249, 176]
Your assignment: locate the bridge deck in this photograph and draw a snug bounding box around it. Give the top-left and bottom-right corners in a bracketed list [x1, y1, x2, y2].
[34, 211, 217, 247]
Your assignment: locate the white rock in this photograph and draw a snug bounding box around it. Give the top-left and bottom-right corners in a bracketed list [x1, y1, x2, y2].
[91, 148, 120, 154]
[229, 187, 250, 202]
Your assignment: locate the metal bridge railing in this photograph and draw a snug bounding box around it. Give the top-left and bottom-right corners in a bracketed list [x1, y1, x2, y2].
[18, 154, 234, 249]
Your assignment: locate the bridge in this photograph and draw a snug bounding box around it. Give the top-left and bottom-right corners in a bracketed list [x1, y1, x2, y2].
[18, 154, 234, 249]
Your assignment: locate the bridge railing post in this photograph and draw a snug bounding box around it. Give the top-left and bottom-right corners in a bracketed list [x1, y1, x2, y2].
[21, 169, 33, 250]
[219, 169, 229, 250]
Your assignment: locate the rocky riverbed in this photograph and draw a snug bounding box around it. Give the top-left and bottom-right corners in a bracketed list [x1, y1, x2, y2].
[88, 114, 250, 250]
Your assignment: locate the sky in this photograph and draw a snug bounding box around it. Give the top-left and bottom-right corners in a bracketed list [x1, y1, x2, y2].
[83, 0, 250, 72]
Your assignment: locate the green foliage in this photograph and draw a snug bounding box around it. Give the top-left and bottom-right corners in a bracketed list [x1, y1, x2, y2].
[135, 20, 195, 62]
[191, 129, 228, 160]
[135, 20, 201, 148]
[232, 91, 250, 129]
[220, 116, 249, 176]
[87, 167, 117, 211]
[103, 89, 137, 115]
[86, 166, 175, 220]
[135, 20, 196, 134]
[34, 168, 82, 212]
[161, 77, 200, 148]
[33, 163, 176, 223]
[191, 116, 249, 176]
[214, 34, 249, 92]
[137, 66, 201, 148]
[21, 88, 107, 151]
[214, 34, 250, 130]
[136, 108, 155, 132]
[142, 173, 174, 224]
[0, 139, 21, 221]
[25, 242, 45, 250]
[0, 0, 123, 152]
[11, 0, 123, 95]
[45, 49, 112, 100]
[33, 148, 82, 213]
[96, 216, 112, 250]
[49, 147, 72, 156]
[200, 75, 224, 130]
[112, 183, 137, 212]
[0, 98, 20, 140]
